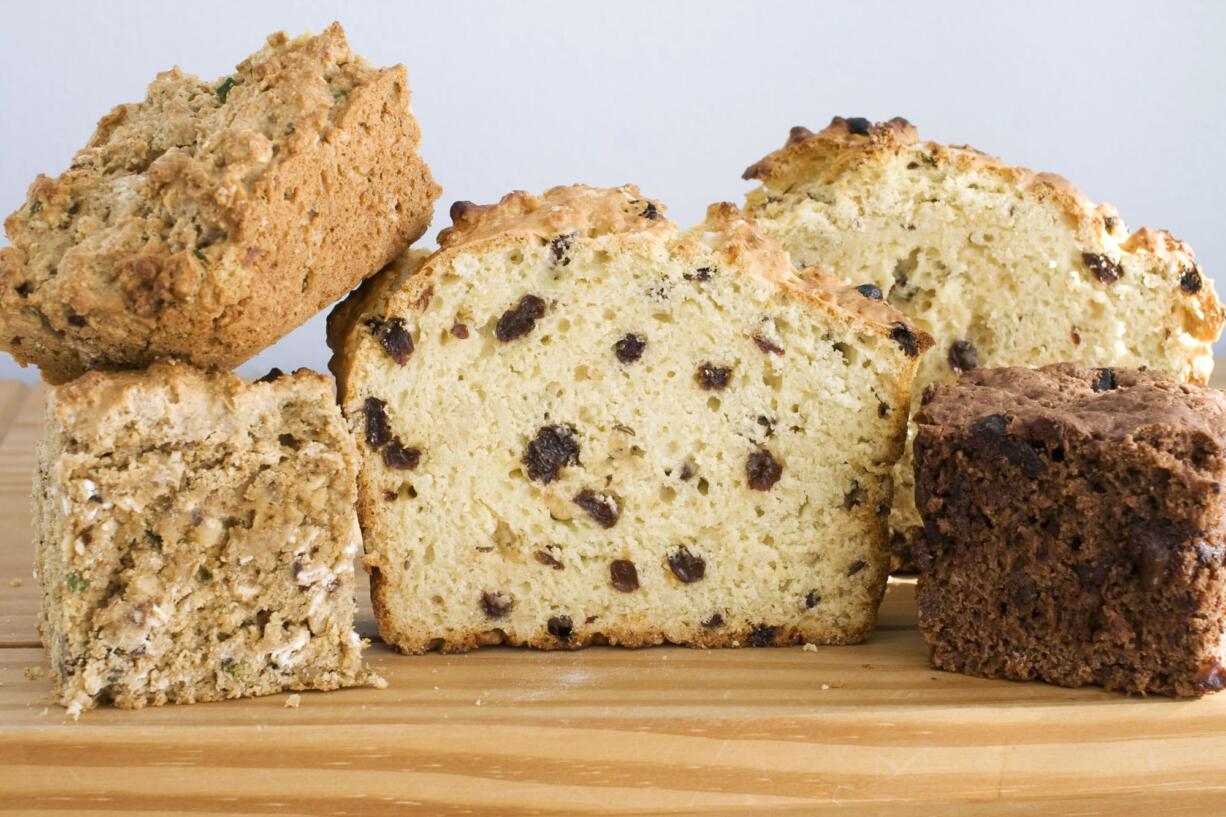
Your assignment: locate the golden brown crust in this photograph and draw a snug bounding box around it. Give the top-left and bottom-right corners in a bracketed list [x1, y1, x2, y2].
[742, 116, 1224, 349]
[0, 23, 439, 384]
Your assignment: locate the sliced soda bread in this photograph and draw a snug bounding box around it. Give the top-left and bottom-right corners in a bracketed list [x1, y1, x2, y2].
[35, 361, 380, 715]
[328, 185, 931, 653]
[743, 117, 1224, 568]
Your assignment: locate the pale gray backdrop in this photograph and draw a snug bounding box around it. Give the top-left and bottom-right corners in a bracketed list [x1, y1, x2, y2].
[1, 0, 1223, 382]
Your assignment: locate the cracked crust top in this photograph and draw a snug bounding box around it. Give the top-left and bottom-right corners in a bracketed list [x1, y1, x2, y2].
[1, 22, 439, 383]
[742, 116, 1223, 345]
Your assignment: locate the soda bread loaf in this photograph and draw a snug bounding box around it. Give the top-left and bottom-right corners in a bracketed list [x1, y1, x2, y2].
[328, 185, 931, 653]
[742, 117, 1224, 569]
[0, 22, 439, 384]
[35, 361, 381, 716]
[914, 364, 1226, 696]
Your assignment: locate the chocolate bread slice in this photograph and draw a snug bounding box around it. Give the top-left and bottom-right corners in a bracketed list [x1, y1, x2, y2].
[743, 117, 1225, 569]
[35, 361, 381, 716]
[328, 185, 931, 652]
[913, 363, 1226, 696]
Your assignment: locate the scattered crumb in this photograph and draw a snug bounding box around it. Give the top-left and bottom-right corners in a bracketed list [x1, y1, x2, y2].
[829, 679, 845, 689]
[371, 674, 389, 690]
[39, 707, 49, 716]
[821, 683, 830, 691]
[284, 694, 301, 709]
[432, 685, 440, 691]
[474, 699, 483, 706]
[9, 577, 22, 587]
[802, 643, 818, 653]
[24, 666, 45, 681]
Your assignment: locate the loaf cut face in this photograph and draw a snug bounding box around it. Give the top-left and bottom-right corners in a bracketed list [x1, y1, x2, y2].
[0, 22, 438, 383]
[329, 185, 931, 652]
[35, 361, 380, 716]
[914, 364, 1226, 696]
[743, 117, 1224, 568]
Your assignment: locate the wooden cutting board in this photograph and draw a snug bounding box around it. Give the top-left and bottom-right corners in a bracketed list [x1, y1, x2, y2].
[3, 377, 1226, 816]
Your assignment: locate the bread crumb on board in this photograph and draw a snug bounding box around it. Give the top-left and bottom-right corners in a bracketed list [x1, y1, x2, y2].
[284, 694, 302, 709]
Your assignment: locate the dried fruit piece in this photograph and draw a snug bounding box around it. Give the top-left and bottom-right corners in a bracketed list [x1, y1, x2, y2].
[702, 613, 724, 628]
[495, 295, 547, 342]
[684, 267, 714, 282]
[547, 615, 573, 641]
[1091, 368, 1117, 392]
[377, 317, 414, 365]
[889, 322, 920, 357]
[480, 591, 514, 619]
[855, 283, 882, 300]
[573, 489, 620, 528]
[845, 117, 872, 135]
[848, 560, 867, 576]
[746, 448, 782, 491]
[753, 334, 784, 355]
[746, 624, 778, 646]
[614, 333, 646, 364]
[1181, 266, 1203, 294]
[639, 202, 661, 220]
[451, 321, 469, 339]
[523, 425, 580, 483]
[610, 560, 639, 592]
[1082, 252, 1122, 284]
[696, 363, 732, 390]
[383, 439, 421, 470]
[948, 339, 978, 374]
[550, 233, 576, 266]
[364, 397, 391, 449]
[804, 590, 821, 609]
[668, 546, 706, 583]
[534, 550, 564, 570]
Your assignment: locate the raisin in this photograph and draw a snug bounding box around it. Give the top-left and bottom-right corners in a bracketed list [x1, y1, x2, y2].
[667, 546, 706, 583]
[523, 424, 580, 483]
[383, 490, 397, 502]
[753, 334, 784, 355]
[480, 591, 514, 619]
[534, 550, 564, 570]
[255, 367, 284, 383]
[1180, 266, 1203, 294]
[639, 202, 661, 220]
[1071, 326, 1082, 345]
[696, 363, 732, 390]
[573, 489, 620, 528]
[67, 313, 86, 328]
[550, 232, 576, 266]
[757, 415, 776, 436]
[610, 559, 639, 592]
[678, 463, 695, 481]
[383, 439, 421, 470]
[746, 624, 778, 646]
[702, 613, 724, 628]
[1082, 252, 1122, 284]
[364, 397, 391, 449]
[495, 294, 547, 342]
[969, 413, 1045, 479]
[547, 615, 573, 641]
[378, 317, 414, 365]
[845, 117, 872, 135]
[855, 283, 882, 300]
[451, 321, 470, 339]
[746, 448, 783, 491]
[1091, 368, 1116, 392]
[947, 339, 979, 374]
[614, 333, 646, 363]
[14, 282, 31, 297]
[889, 322, 920, 357]
[684, 267, 714, 282]
[848, 560, 867, 576]
[805, 590, 821, 609]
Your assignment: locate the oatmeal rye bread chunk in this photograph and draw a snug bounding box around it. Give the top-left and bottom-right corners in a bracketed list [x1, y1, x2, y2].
[0, 22, 439, 384]
[35, 361, 382, 716]
[913, 364, 1226, 697]
[743, 117, 1224, 569]
[328, 184, 931, 653]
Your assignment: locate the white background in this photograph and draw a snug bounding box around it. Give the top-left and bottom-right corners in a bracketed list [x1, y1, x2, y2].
[1, 0, 1223, 382]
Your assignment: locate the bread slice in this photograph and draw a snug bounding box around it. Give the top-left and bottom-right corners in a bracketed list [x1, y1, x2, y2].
[0, 22, 438, 384]
[743, 117, 1225, 568]
[35, 361, 381, 716]
[328, 185, 931, 653]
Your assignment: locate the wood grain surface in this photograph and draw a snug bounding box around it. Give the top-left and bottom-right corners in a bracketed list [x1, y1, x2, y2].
[3, 377, 1226, 815]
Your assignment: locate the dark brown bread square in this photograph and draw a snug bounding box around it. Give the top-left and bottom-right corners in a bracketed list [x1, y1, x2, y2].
[913, 363, 1226, 696]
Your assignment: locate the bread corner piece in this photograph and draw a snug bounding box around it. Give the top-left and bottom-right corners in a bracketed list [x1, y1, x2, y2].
[0, 22, 439, 385]
[35, 360, 381, 717]
[914, 364, 1226, 696]
[742, 116, 1224, 571]
[328, 184, 932, 653]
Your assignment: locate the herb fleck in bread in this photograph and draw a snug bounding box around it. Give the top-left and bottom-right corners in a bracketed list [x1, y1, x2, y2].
[743, 117, 1224, 569]
[35, 361, 381, 716]
[914, 364, 1226, 696]
[328, 185, 931, 653]
[1, 22, 439, 384]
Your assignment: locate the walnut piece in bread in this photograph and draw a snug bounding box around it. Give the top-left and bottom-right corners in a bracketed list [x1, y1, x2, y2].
[1, 22, 439, 384]
[328, 185, 931, 653]
[743, 117, 1224, 569]
[35, 361, 381, 716]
